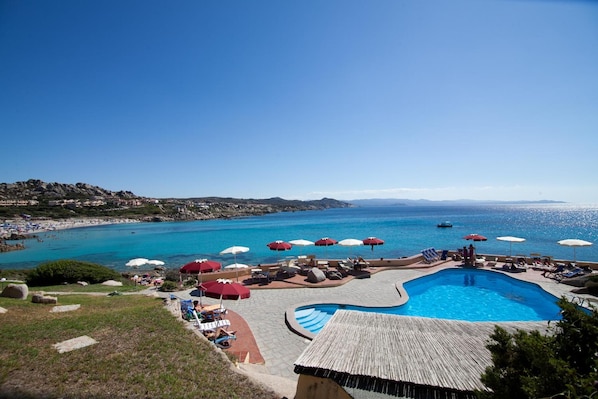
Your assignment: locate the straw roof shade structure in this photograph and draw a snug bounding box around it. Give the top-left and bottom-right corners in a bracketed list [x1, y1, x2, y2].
[294, 310, 546, 398]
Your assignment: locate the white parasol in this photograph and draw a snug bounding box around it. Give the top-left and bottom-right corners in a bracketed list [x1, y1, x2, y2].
[557, 239, 593, 262]
[496, 236, 526, 256]
[220, 246, 250, 281]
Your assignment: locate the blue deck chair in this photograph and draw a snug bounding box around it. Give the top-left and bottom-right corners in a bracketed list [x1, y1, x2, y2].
[180, 299, 194, 321]
[421, 248, 439, 263]
[560, 267, 584, 280]
[440, 250, 449, 260]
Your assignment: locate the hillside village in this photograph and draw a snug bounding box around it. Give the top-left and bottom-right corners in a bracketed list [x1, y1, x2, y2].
[0, 179, 350, 222]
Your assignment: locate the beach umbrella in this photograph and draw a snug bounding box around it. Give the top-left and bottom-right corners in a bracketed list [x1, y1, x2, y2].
[338, 238, 364, 259]
[315, 237, 337, 259]
[220, 246, 250, 281]
[496, 236, 526, 256]
[463, 234, 487, 242]
[315, 237, 337, 246]
[363, 237, 384, 251]
[224, 263, 250, 270]
[289, 239, 314, 256]
[267, 240, 292, 251]
[180, 259, 222, 274]
[203, 279, 250, 307]
[147, 259, 165, 266]
[125, 258, 149, 268]
[557, 239, 593, 262]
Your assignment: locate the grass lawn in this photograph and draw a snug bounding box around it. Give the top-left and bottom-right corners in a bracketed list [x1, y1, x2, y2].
[0, 293, 279, 399]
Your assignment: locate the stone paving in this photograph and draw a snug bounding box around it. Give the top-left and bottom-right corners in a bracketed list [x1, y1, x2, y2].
[169, 262, 592, 384]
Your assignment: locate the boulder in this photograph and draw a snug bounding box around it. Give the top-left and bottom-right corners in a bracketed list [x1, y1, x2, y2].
[306, 267, 326, 283]
[101, 280, 123, 286]
[32, 293, 58, 304]
[0, 283, 28, 300]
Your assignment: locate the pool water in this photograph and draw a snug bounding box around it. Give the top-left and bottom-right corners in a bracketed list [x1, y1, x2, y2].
[294, 269, 562, 335]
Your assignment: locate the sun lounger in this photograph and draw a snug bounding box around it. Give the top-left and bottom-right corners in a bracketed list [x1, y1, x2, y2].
[421, 248, 439, 263]
[193, 312, 232, 332]
[558, 267, 586, 280]
[542, 263, 566, 280]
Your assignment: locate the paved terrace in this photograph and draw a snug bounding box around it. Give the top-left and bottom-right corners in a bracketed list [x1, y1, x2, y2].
[165, 260, 595, 397]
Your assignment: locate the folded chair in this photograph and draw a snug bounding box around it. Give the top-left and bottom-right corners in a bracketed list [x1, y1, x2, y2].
[421, 248, 439, 263]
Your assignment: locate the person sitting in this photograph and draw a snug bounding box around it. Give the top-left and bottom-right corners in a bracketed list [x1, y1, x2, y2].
[203, 327, 237, 342]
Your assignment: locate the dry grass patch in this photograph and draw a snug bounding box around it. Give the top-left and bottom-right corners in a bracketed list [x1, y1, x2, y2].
[0, 294, 279, 399]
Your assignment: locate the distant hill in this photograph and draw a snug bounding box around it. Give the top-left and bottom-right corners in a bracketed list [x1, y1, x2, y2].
[348, 198, 566, 207]
[0, 179, 351, 221]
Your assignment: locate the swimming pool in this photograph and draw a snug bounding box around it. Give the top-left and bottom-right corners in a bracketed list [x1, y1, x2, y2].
[294, 269, 562, 335]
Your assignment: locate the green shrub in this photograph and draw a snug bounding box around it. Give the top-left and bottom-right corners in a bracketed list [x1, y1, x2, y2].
[164, 268, 181, 282]
[26, 260, 121, 286]
[159, 280, 178, 292]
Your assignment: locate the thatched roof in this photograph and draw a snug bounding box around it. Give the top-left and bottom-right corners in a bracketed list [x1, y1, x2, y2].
[294, 310, 547, 398]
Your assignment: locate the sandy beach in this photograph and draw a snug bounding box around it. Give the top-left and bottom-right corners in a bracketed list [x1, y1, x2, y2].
[0, 217, 140, 239]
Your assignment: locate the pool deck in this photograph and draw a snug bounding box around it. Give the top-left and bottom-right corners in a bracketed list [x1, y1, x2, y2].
[165, 260, 595, 398]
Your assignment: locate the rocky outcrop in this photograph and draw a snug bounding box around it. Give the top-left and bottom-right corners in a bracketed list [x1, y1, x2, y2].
[0, 240, 25, 253]
[0, 283, 28, 299]
[32, 293, 58, 304]
[0, 179, 137, 200]
[306, 268, 326, 283]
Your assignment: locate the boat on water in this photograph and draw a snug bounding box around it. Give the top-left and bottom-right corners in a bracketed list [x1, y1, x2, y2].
[437, 221, 453, 228]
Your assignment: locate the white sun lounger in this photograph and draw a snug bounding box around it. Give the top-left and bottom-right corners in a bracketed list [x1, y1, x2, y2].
[192, 310, 231, 331]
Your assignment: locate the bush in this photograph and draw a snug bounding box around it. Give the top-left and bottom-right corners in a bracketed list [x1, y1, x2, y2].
[26, 260, 121, 286]
[159, 280, 179, 292]
[164, 268, 181, 282]
[479, 297, 598, 399]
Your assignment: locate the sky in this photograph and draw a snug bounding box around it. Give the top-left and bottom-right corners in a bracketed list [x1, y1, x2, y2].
[1, 0, 597, 203]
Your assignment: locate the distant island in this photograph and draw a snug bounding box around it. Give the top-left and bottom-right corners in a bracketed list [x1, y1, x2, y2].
[348, 198, 566, 207]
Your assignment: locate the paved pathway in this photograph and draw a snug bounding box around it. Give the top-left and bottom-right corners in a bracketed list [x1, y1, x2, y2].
[166, 262, 591, 396]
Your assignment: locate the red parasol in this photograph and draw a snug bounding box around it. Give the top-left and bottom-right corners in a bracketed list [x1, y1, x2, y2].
[315, 237, 337, 246]
[363, 237, 384, 251]
[463, 234, 487, 242]
[202, 279, 250, 300]
[180, 259, 221, 274]
[267, 240, 292, 251]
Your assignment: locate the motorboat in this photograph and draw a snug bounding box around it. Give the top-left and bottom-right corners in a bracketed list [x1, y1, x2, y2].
[437, 221, 453, 228]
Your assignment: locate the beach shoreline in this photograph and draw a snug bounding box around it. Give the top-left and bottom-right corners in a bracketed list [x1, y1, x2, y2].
[1, 217, 140, 240]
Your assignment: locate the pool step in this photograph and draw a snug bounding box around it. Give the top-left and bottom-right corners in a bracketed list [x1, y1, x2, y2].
[295, 308, 334, 333]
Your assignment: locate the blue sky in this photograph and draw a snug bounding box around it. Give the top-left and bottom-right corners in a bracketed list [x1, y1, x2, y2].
[1, 0, 597, 203]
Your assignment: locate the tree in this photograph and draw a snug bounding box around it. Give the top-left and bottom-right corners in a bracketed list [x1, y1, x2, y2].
[478, 298, 598, 399]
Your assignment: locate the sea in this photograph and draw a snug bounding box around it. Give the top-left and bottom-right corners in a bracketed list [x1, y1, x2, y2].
[1, 203, 597, 271]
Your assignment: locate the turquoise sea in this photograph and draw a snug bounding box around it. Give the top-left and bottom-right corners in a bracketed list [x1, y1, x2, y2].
[1, 203, 597, 271]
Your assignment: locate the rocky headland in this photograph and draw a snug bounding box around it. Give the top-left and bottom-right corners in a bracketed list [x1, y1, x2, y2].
[0, 179, 351, 248]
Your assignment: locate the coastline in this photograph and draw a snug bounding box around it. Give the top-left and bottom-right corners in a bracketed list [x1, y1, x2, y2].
[1, 217, 140, 239]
